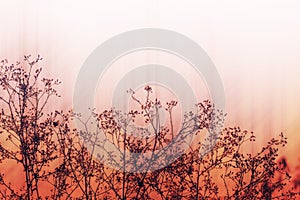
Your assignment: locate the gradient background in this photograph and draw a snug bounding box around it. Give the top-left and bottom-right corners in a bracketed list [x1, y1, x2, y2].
[0, 0, 300, 170]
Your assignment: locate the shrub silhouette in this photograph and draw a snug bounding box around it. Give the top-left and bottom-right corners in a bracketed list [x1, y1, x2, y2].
[0, 56, 299, 199]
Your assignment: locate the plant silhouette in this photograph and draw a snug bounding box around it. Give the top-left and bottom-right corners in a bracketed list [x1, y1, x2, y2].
[0, 56, 299, 199]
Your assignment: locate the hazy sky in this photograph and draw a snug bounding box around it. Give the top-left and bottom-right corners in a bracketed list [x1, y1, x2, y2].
[1, 0, 300, 165]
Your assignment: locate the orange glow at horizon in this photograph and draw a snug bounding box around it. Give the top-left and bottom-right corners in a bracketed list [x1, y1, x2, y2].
[1, 0, 300, 196]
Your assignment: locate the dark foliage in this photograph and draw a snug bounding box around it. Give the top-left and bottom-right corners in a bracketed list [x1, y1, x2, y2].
[0, 56, 299, 199]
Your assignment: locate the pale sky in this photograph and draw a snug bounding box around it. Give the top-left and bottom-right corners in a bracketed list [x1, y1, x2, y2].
[1, 0, 300, 164]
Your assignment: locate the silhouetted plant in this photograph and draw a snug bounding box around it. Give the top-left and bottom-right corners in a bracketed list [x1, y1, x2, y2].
[75, 85, 299, 199]
[293, 158, 300, 190]
[0, 56, 299, 199]
[0, 55, 61, 199]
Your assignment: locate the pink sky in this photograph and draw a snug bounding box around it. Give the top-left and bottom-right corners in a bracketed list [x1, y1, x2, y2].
[1, 0, 300, 166]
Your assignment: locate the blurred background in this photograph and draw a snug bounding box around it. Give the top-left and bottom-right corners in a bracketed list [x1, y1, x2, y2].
[0, 0, 299, 169]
